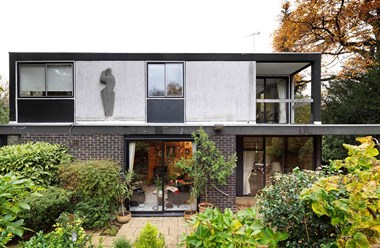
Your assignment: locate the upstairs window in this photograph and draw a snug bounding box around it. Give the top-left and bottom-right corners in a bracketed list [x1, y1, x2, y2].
[148, 63, 184, 98]
[19, 63, 73, 97]
[256, 78, 288, 123]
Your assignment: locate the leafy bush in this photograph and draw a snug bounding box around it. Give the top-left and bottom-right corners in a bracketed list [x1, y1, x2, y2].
[58, 160, 121, 228]
[59, 160, 120, 203]
[74, 199, 115, 229]
[134, 222, 165, 248]
[181, 207, 288, 248]
[301, 136, 380, 247]
[19, 186, 72, 232]
[0, 142, 72, 185]
[20, 213, 90, 248]
[257, 168, 336, 247]
[0, 172, 42, 247]
[112, 236, 132, 248]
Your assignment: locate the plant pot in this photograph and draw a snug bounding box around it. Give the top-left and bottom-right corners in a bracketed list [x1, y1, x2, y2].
[184, 210, 197, 221]
[117, 211, 132, 224]
[198, 202, 214, 213]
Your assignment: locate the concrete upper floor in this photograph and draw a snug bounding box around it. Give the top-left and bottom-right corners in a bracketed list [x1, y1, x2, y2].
[8, 53, 321, 125]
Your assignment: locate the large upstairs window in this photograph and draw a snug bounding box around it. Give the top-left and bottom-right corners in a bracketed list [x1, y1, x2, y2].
[256, 77, 313, 124]
[19, 63, 73, 97]
[256, 78, 288, 123]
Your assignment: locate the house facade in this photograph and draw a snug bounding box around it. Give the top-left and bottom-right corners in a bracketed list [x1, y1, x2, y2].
[2, 52, 379, 216]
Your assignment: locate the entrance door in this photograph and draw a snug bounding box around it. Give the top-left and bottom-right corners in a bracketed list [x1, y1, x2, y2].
[126, 140, 195, 215]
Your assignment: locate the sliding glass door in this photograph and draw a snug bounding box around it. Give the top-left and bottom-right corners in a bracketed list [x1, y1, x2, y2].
[126, 139, 196, 214]
[238, 136, 315, 196]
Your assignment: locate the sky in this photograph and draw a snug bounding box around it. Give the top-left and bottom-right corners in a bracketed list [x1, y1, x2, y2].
[0, 0, 283, 83]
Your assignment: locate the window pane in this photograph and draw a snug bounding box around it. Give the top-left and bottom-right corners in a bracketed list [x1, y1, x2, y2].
[46, 65, 73, 96]
[166, 64, 183, 97]
[148, 64, 165, 97]
[19, 64, 45, 97]
[286, 137, 314, 170]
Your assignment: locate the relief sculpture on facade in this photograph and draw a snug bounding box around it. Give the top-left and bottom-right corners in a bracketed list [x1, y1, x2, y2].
[100, 68, 115, 116]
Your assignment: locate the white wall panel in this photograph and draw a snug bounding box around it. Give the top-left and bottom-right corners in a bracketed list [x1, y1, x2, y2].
[75, 61, 145, 121]
[186, 61, 255, 122]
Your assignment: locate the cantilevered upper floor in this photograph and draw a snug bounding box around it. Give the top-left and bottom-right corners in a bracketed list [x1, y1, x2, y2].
[8, 52, 321, 125]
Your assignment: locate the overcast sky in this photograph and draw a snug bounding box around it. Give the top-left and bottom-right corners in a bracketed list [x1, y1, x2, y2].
[0, 0, 283, 82]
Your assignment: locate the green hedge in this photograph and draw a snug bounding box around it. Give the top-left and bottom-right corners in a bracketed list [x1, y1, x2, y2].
[0, 142, 73, 185]
[58, 160, 121, 228]
[19, 187, 73, 232]
[257, 168, 335, 247]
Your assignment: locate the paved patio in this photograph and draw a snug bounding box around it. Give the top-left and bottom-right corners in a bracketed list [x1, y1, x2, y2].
[89, 198, 255, 247]
[90, 217, 192, 248]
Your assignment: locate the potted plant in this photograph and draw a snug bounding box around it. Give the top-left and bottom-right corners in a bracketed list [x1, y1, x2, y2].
[115, 170, 134, 223]
[175, 128, 237, 215]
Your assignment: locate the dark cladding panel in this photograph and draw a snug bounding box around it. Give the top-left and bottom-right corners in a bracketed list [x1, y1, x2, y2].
[147, 99, 184, 123]
[18, 100, 74, 123]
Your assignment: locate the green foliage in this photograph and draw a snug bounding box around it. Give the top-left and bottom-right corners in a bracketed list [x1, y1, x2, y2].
[322, 135, 356, 163]
[74, 199, 115, 229]
[301, 136, 380, 247]
[257, 168, 336, 247]
[115, 170, 134, 215]
[0, 142, 72, 185]
[59, 160, 122, 229]
[59, 160, 120, 202]
[21, 213, 91, 248]
[0, 172, 42, 247]
[112, 236, 132, 248]
[322, 65, 380, 162]
[181, 207, 288, 248]
[19, 186, 72, 232]
[0, 81, 9, 124]
[175, 128, 237, 202]
[134, 222, 165, 248]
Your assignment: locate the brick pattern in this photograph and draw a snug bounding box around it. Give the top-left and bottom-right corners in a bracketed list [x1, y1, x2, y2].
[200, 135, 236, 211]
[21, 133, 124, 165]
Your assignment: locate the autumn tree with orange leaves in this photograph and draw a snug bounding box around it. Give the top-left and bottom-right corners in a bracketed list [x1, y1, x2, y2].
[273, 0, 380, 78]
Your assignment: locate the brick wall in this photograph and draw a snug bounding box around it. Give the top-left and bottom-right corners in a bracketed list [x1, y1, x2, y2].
[22, 133, 124, 165]
[200, 134, 236, 211]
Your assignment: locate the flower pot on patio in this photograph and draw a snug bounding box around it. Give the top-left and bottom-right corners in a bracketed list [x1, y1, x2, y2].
[184, 210, 197, 221]
[198, 202, 214, 213]
[117, 210, 132, 224]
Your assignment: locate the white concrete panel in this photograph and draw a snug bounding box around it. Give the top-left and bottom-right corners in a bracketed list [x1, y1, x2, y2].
[75, 61, 145, 121]
[186, 61, 254, 122]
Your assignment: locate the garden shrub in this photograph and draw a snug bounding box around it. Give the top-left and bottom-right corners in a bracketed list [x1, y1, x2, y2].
[301, 136, 380, 247]
[74, 199, 115, 229]
[0, 142, 72, 185]
[0, 172, 42, 247]
[134, 222, 165, 248]
[58, 160, 121, 228]
[20, 213, 91, 248]
[19, 186, 72, 232]
[257, 168, 336, 247]
[181, 207, 288, 248]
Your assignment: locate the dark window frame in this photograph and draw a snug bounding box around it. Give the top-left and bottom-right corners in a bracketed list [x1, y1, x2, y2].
[256, 76, 289, 123]
[17, 62, 74, 98]
[147, 62, 185, 99]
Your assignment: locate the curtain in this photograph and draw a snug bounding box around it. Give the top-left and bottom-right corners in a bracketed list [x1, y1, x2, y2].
[128, 142, 136, 173]
[277, 80, 287, 123]
[243, 151, 255, 195]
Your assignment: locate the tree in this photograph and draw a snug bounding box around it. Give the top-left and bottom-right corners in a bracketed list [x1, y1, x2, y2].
[273, 0, 380, 77]
[0, 75, 9, 124]
[322, 64, 380, 161]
